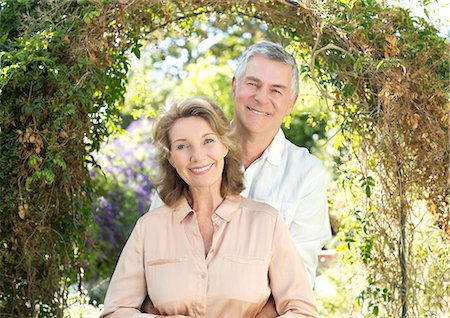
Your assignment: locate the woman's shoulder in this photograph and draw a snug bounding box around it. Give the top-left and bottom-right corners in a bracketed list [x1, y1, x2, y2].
[138, 204, 174, 224]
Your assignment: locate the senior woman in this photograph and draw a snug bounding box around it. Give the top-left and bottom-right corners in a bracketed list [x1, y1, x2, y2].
[100, 97, 318, 318]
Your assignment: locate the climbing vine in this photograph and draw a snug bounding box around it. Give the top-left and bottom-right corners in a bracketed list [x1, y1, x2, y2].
[0, 0, 447, 317]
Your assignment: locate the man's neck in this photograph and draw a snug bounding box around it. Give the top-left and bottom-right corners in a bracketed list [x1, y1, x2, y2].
[237, 128, 278, 169]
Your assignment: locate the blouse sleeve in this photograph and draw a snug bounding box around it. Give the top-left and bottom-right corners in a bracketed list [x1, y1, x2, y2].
[100, 218, 157, 318]
[269, 214, 319, 318]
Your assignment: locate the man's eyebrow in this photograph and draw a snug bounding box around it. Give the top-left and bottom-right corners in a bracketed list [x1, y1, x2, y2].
[272, 83, 288, 90]
[245, 76, 262, 83]
[244, 76, 288, 90]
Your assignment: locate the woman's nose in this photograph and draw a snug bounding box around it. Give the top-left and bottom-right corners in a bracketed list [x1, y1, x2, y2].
[190, 145, 205, 162]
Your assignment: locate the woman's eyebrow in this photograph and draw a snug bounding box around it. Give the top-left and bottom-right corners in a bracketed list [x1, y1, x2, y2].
[171, 133, 216, 144]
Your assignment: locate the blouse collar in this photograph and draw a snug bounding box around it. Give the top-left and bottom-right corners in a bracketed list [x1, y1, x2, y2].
[173, 195, 242, 223]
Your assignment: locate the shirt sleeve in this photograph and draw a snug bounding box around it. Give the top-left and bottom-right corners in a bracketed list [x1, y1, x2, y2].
[289, 161, 331, 285]
[269, 214, 319, 318]
[100, 218, 157, 318]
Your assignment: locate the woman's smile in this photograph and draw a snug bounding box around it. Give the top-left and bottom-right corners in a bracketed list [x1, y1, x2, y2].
[190, 163, 213, 174]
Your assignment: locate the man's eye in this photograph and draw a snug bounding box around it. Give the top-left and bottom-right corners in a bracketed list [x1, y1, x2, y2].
[273, 89, 282, 95]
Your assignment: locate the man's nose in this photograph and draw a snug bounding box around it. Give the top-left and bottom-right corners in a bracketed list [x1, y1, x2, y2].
[254, 86, 269, 103]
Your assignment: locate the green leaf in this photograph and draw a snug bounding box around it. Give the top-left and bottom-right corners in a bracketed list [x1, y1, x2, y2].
[360, 175, 375, 198]
[373, 305, 379, 316]
[343, 83, 356, 98]
[0, 33, 8, 43]
[283, 114, 292, 129]
[53, 155, 66, 169]
[84, 15, 92, 25]
[25, 176, 34, 192]
[131, 43, 142, 59]
[40, 169, 56, 184]
[376, 60, 384, 70]
[365, 185, 371, 198]
[27, 154, 40, 168]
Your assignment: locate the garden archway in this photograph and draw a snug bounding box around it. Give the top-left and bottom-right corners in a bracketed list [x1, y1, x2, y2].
[1, 0, 448, 317]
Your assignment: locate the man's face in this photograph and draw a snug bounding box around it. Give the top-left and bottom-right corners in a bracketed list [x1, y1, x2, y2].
[232, 54, 298, 137]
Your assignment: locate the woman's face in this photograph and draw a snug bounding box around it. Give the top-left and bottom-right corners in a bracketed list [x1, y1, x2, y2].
[168, 116, 228, 192]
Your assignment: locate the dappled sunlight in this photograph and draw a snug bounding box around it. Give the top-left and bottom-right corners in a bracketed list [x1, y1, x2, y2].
[1, 0, 447, 317]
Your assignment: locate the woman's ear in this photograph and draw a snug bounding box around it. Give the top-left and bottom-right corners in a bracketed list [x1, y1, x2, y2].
[223, 144, 229, 157]
[168, 154, 175, 167]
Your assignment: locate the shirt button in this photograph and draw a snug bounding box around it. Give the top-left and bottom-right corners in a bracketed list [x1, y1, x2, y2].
[201, 273, 207, 279]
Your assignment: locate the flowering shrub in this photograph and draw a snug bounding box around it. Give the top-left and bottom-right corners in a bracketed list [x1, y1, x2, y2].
[64, 287, 104, 318]
[85, 118, 157, 302]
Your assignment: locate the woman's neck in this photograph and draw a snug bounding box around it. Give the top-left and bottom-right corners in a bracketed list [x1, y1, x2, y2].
[189, 186, 225, 256]
[190, 186, 224, 216]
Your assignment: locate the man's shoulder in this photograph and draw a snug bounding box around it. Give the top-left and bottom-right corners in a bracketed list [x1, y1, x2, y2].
[240, 196, 279, 217]
[282, 139, 324, 170]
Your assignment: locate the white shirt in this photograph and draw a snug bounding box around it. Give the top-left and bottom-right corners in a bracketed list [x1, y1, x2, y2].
[150, 129, 331, 284]
[240, 129, 331, 284]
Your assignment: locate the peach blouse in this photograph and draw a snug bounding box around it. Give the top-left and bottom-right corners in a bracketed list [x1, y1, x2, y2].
[101, 195, 318, 318]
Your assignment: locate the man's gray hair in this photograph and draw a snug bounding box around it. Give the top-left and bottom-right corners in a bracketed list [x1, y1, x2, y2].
[234, 41, 299, 98]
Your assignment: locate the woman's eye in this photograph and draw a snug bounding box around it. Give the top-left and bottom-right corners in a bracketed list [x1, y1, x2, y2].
[204, 138, 214, 144]
[176, 144, 187, 150]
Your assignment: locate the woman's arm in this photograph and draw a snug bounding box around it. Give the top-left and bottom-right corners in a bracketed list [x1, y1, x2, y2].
[100, 219, 155, 318]
[269, 215, 319, 318]
[254, 295, 277, 318]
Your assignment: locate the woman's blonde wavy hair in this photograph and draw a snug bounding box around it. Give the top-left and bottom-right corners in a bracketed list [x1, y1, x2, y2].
[153, 97, 244, 206]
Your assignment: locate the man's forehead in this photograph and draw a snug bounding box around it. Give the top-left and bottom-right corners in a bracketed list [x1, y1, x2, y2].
[245, 55, 292, 73]
[243, 60, 292, 88]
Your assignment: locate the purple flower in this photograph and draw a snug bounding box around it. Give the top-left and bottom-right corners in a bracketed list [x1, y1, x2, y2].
[87, 118, 159, 275]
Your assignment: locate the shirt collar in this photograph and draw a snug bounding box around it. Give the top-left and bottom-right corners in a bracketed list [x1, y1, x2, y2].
[173, 197, 194, 223]
[231, 120, 285, 167]
[173, 195, 242, 223]
[263, 129, 285, 166]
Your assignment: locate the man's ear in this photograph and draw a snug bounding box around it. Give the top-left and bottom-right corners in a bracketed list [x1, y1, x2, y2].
[231, 76, 237, 97]
[288, 94, 298, 113]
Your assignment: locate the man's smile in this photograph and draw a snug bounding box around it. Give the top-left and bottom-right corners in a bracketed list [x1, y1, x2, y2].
[247, 106, 270, 116]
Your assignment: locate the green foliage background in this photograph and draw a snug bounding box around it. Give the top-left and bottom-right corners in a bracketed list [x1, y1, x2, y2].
[0, 0, 448, 317]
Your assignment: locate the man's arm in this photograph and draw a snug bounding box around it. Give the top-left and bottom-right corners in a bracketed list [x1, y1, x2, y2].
[290, 162, 331, 285]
